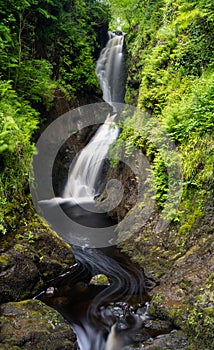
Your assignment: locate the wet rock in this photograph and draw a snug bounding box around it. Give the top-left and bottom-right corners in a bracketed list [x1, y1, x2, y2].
[150, 235, 214, 320]
[32, 230, 75, 279]
[0, 299, 76, 349]
[126, 330, 188, 350]
[90, 274, 110, 285]
[0, 248, 43, 303]
[0, 227, 75, 303]
[103, 159, 213, 348]
[143, 330, 189, 350]
[143, 319, 173, 338]
[46, 287, 55, 297]
[97, 161, 138, 221]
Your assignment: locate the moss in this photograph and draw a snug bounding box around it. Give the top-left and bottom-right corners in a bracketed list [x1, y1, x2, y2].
[149, 294, 167, 318]
[185, 305, 214, 349]
[150, 298, 214, 349]
[13, 244, 26, 253]
[175, 246, 198, 264]
[177, 206, 204, 237]
[151, 271, 214, 349]
[0, 299, 75, 348]
[90, 274, 110, 285]
[204, 307, 214, 316]
[0, 254, 11, 267]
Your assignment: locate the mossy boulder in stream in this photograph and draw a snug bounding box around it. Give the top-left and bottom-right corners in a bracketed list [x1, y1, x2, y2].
[0, 215, 75, 303]
[0, 299, 76, 349]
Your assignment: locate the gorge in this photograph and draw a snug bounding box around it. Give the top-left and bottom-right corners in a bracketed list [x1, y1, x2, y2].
[35, 31, 157, 350]
[0, 1, 213, 350]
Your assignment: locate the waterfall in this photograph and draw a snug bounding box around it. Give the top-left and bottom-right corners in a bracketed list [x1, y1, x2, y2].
[35, 31, 156, 350]
[95, 31, 125, 106]
[62, 114, 119, 201]
[39, 32, 149, 350]
[62, 32, 125, 202]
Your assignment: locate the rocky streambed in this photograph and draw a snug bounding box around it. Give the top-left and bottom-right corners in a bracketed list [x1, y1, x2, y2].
[0, 155, 213, 349]
[0, 216, 190, 350]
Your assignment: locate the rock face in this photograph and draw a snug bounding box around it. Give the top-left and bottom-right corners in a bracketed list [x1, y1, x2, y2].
[0, 223, 75, 304]
[99, 160, 214, 348]
[97, 161, 138, 221]
[143, 330, 189, 350]
[0, 299, 76, 349]
[150, 235, 214, 315]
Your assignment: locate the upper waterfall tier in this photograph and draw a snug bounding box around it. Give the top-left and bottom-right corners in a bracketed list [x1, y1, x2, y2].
[62, 32, 126, 201]
[95, 31, 125, 105]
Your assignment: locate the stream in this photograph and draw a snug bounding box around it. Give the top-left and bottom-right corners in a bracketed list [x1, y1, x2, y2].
[38, 245, 156, 350]
[35, 31, 164, 349]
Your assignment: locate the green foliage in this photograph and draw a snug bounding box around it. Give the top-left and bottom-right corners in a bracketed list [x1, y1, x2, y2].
[185, 276, 214, 349]
[160, 72, 214, 204]
[122, 0, 165, 105]
[0, 0, 111, 236]
[163, 72, 214, 141]
[0, 80, 38, 154]
[108, 2, 214, 347]
[124, 0, 214, 109]
[0, 80, 39, 234]
[0, 0, 111, 98]
[109, 0, 164, 33]
[118, 0, 214, 207]
[16, 59, 56, 108]
[151, 154, 169, 206]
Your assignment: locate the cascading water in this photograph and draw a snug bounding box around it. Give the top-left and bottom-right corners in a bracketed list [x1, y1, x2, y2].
[59, 31, 150, 350]
[95, 31, 125, 106]
[62, 114, 119, 202]
[37, 32, 156, 350]
[62, 31, 125, 203]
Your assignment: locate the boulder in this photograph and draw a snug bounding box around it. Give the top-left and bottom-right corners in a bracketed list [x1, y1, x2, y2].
[0, 299, 76, 349]
[0, 228, 75, 303]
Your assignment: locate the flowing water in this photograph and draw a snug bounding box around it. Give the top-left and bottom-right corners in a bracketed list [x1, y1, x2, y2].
[95, 31, 125, 106]
[63, 31, 125, 202]
[62, 114, 119, 201]
[38, 245, 154, 350]
[38, 31, 156, 349]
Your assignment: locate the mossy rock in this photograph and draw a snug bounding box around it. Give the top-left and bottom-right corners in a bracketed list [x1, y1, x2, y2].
[0, 249, 43, 303]
[0, 299, 76, 349]
[0, 216, 75, 303]
[143, 330, 189, 350]
[0, 254, 11, 268]
[90, 274, 110, 285]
